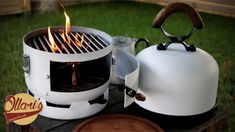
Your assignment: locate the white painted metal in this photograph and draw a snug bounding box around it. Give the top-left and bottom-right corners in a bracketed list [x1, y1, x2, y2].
[30, 88, 109, 120]
[136, 44, 219, 116]
[124, 67, 139, 107]
[111, 36, 138, 84]
[109, 50, 140, 107]
[23, 26, 113, 119]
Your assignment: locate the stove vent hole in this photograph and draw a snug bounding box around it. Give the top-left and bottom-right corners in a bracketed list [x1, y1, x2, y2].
[46, 102, 71, 108]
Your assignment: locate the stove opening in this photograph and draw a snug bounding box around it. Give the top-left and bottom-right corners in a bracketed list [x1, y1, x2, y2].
[50, 53, 111, 92]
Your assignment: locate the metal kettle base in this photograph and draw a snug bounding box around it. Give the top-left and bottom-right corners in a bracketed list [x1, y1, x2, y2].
[125, 103, 216, 130]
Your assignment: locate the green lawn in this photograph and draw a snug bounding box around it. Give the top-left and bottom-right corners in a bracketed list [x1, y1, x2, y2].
[0, 1, 235, 131]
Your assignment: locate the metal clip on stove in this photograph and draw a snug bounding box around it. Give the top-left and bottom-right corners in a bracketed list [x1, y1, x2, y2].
[23, 54, 30, 74]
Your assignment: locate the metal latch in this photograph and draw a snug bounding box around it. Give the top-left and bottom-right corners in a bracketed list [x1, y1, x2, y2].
[23, 54, 30, 74]
[118, 85, 146, 101]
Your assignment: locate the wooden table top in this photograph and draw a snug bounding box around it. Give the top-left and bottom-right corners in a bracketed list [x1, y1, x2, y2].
[23, 85, 228, 132]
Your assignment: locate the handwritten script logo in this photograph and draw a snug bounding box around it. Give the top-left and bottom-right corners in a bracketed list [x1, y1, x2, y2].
[3, 93, 42, 125]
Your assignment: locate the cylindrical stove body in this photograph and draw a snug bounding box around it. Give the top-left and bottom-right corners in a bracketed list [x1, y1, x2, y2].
[23, 26, 113, 119]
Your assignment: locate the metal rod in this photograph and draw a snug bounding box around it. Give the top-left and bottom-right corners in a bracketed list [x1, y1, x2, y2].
[81, 33, 95, 52]
[90, 34, 105, 48]
[70, 38, 83, 53]
[53, 34, 69, 54]
[43, 35, 56, 53]
[74, 33, 89, 52]
[58, 33, 78, 54]
[83, 34, 100, 50]
[33, 38, 40, 50]
[97, 35, 109, 46]
[69, 32, 84, 53]
[50, 34, 63, 53]
[38, 36, 48, 52]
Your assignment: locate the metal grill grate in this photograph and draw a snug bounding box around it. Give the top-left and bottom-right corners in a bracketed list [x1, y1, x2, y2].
[26, 32, 109, 54]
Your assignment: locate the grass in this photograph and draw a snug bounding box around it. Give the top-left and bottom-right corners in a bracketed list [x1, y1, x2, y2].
[0, 1, 235, 131]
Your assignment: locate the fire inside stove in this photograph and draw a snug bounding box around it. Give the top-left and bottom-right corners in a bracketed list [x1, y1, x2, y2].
[23, 9, 112, 93]
[27, 10, 109, 54]
[23, 8, 112, 119]
[24, 28, 112, 92]
[50, 55, 111, 92]
[26, 30, 109, 54]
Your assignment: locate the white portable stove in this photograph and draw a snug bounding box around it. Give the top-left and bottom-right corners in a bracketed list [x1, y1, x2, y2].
[23, 26, 113, 119]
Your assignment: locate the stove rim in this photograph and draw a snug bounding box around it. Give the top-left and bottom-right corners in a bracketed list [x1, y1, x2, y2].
[23, 26, 113, 54]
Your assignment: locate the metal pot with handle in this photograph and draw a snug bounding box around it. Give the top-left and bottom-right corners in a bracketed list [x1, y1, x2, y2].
[111, 37, 149, 85]
[127, 3, 219, 116]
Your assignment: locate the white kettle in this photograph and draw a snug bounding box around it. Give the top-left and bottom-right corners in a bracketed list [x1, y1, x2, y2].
[134, 3, 219, 116]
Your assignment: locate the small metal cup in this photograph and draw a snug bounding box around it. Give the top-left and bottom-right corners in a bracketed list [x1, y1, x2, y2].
[112, 36, 149, 55]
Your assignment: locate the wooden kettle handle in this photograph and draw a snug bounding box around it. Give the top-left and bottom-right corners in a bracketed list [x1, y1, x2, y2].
[152, 3, 204, 29]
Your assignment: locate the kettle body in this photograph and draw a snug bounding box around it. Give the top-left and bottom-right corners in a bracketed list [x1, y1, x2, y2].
[119, 3, 220, 116]
[135, 44, 219, 116]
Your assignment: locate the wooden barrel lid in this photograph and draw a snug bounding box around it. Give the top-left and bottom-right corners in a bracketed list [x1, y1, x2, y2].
[73, 114, 164, 132]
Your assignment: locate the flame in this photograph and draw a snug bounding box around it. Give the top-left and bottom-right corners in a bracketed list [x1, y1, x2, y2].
[64, 11, 71, 44]
[48, 26, 58, 52]
[75, 34, 84, 47]
[47, 7, 85, 52]
[71, 63, 77, 87]
[61, 32, 66, 42]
